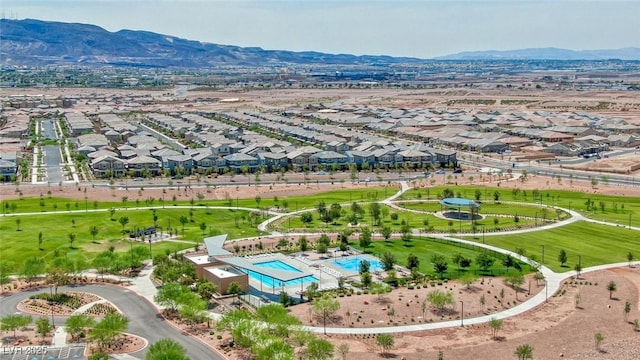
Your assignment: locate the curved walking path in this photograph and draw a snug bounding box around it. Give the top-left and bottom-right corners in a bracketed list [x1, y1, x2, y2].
[3, 180, 638, 339]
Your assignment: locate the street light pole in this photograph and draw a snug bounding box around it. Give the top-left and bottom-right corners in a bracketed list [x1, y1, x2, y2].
[541, 245, 545, 265]
[148, 239, 153, 265]
[482, 227, 485, 244]
[460, 300, 464, 326]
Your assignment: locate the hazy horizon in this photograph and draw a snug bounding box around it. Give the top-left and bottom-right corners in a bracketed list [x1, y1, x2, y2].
[3, 1, 639, 58]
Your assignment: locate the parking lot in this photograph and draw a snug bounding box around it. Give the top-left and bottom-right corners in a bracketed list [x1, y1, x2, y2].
[0, 346, 86, 360]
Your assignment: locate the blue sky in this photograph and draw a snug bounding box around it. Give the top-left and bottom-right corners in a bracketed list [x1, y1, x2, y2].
[3, 0, 639, 58]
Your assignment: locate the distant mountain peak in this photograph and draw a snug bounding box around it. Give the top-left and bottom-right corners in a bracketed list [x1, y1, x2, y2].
[435, 47, 640, 60]
[0, 18, 422, 68]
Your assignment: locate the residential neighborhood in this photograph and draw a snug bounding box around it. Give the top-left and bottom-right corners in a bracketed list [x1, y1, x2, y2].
[2, 90, 640, 183]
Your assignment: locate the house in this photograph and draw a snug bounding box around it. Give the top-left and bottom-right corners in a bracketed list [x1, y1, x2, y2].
[90, 155, 126, 178]
[223, 153, 259, 172]
[162, 155, 194, 175]
[345, 150, 376, 168]
[395, 149, 432, 167]
[127, 155, 162, 176]
[286, 146, 322, 170]
[0, 159, 17, 181]
[257, 152, 289, 172]
[310, 151, 348, 170]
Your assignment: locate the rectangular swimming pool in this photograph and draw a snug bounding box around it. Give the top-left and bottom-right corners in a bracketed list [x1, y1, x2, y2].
[244, 260, 318, 288]
[331, 256, 383, 273]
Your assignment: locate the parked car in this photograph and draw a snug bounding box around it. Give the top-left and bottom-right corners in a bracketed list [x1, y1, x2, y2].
[453, 168, 463, 174]
[435, 169, 445, 174]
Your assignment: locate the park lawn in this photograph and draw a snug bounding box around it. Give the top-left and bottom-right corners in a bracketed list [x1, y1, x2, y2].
[274, 207, 538, 234]
[0, 208, 259, 270]
[463, 221, 637, 272]
[352, 236, 532, 280]
[197, 185, 398, 210]
[1, 196, 120, 214]
[400, 186, 640, 225]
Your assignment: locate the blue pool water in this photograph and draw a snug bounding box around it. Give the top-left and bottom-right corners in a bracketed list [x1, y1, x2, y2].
[332, 257, 383, 273]
[245, 260, 318, 288]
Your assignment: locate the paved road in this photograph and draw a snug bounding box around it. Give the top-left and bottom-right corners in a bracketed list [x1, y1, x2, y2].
[41, 119, 58, 140]
[42, 145, 65, 184]
[0, 285, 222, 360]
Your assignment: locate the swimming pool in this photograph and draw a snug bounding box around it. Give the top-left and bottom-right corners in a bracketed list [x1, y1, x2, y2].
[245, 260, 318, 288]
[331, 257, 383, 273]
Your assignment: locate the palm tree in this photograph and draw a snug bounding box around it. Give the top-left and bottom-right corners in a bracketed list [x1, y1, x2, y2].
[514, 344, 533, 359]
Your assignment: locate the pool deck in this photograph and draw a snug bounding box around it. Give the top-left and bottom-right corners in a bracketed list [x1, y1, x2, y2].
[243, 253, 341, 295]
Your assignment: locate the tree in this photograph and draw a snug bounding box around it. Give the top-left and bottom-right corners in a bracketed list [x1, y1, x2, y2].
[489, 317, 503, 339]
[68, 232, 76, 248]
[502, 254, 516, 271]
[504, 272, 525, 300]
[627, 252, 634, 267]
[118, 216, 129, 234]
[0, 314, 32, 339]
[305, 282, 319, 301]
[427, 290, 455, 313]
[0, 261, 15, 290]
[38, 231, 44, 250]
[90, 313, 129, 351]
[558, 249, 568, 267]
[227, 281, 243, 302]
[359, 227, 372, 249]
[307, 338, 334, 360]
[179, 215, 188, 232]
[369, 202, 381, 226]
[15, 217, 21, 231]
[407, 253, 420, 270]
[313, 294, 340, 333]
[359, 259, 370, 274]
[146, 338, 189, 360]
[376, 333, 394, 355]
[90, 226, 99, 241]
[195, 279, 217, 301]
[21, 256, 46, 286]
[35, 317, 52, 344]
[624, 301, 632, 322]
[574, 262, 583, 278]
[381, 226, 392, 241]
[177, 292, 208, 327]
[154, 283, 190, 311]
[299, 236, 309, 253]
[380, 251, 396, 271]
[493, 190, 501, 203]
[301, 212, 313, 224]
[476, 252, 495, 273]
[594, 332, 605, 350]
[337, 343, 350, 360]
[607, 281, 617, 299]
[66, 314, 96, 342]
[360, 271, 372, 289]
[216, 309, 251, 343]
[460, 272, 478, 289]
[431, 254, 448, 278]
[514, 344, 534, 360]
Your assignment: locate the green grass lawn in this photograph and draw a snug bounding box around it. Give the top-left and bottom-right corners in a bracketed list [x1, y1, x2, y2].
[400, 185, 640, 225]
[273, 206, 538, 234]
[0, 207, 259, 272]
[351, 236, 532, 280]
[463, 221, 638, 272]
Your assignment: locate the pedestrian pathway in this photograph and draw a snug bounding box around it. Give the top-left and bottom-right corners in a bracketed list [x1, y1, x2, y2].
[52, 326, 68, 346]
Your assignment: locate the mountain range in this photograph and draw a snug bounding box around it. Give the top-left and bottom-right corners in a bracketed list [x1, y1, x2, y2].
[1, 18, 639, 68]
